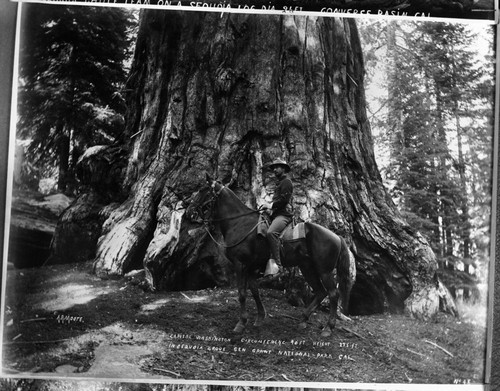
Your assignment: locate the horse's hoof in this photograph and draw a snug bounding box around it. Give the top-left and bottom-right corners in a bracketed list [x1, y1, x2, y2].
[337, 312, 352, 322]
[254, 313, 267, 327]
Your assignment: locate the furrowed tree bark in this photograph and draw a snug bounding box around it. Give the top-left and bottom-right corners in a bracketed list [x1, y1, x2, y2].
[83, 11, 453, 318]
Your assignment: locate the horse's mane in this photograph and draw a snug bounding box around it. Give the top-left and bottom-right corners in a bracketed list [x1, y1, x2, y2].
[219, 185, 258, 214]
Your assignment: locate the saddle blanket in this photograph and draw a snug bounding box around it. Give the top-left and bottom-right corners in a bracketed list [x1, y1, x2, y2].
[280, 222, 306, 241]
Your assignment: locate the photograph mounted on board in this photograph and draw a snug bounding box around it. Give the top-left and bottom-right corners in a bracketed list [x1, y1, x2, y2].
[1, 1, 496, 385]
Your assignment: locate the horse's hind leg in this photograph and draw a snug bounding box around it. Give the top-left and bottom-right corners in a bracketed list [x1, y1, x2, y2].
[234, 264, 249, 334]
[249, 277, 266, 327]
[319, 272, 339, 338]
[298, 264, 327, 330]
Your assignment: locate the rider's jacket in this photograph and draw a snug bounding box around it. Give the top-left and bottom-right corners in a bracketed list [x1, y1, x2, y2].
[271, 174, 293, 218]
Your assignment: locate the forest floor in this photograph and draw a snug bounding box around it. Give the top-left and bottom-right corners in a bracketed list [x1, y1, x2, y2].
[2, 261, 488, 386]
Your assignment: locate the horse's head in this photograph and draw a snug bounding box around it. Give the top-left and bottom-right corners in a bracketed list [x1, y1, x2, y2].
[186, 173, 224, 223]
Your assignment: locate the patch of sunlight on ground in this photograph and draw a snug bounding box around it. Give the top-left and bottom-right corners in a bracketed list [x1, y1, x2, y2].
[178, 292, 210, 303]
[140, 293, 211, 314]
[9, 321, 168, 379]
[140, 298, 173, 312]
[41, 270, 102, 286]
[36, 284, 113, 312]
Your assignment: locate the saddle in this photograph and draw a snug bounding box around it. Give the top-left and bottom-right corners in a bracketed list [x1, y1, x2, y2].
[280, 221, 306, 241]
[257, 213, 309, 265]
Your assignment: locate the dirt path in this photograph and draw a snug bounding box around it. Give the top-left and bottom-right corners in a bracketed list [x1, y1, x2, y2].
[2, 262, 487, 385]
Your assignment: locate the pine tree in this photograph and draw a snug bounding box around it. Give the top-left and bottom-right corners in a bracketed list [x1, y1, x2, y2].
[360, 21, 494, 298]
[17, 4, 135, 193]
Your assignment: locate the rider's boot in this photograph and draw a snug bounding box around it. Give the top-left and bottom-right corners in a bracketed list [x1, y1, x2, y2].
[264, 258, 283, 278]
[265, 225, 284, 279]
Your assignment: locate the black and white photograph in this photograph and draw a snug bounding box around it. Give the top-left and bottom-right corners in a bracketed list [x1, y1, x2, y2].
[0, 0, 497, 388]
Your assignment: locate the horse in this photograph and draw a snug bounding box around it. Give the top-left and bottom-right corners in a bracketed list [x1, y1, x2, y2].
[186, 174, 353, 337]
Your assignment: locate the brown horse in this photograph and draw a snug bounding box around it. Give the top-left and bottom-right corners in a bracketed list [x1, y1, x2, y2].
[187, 174, 353, 337]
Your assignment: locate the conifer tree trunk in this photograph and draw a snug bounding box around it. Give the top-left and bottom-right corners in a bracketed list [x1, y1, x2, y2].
[455, 116, 471, 259]
[57, 124, 70, 192]
[84, 11, 455, 319]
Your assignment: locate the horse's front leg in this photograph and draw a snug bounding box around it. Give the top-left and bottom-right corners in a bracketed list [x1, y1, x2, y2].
[234, 264, 249, 334]
[249, 277, 266, 327]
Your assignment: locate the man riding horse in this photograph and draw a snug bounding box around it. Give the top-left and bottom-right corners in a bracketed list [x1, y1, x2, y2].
[187, 170, 353, 336]
[261, 158, 294, 278]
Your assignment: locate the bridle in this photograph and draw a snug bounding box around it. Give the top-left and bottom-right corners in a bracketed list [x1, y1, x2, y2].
[190, 182, 265, 249]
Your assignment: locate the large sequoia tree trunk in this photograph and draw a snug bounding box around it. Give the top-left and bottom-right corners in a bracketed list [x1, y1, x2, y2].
[86, 11, 453, 319]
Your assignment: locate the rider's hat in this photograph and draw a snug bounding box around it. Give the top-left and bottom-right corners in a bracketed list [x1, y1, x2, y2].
[269, 158, 291, 172]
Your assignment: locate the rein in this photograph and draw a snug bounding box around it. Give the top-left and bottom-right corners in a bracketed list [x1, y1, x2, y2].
[197, 184, 265, 249]
[203, 219, 264, 249]
[208, 209, 259, 223]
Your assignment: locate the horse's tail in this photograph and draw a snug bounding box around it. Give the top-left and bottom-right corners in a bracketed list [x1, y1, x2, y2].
[337, 237, 354, 315]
